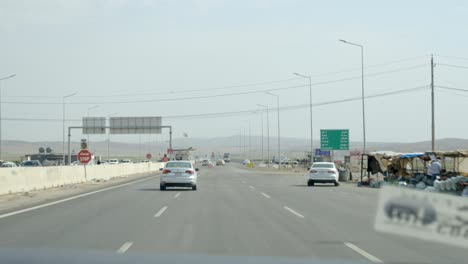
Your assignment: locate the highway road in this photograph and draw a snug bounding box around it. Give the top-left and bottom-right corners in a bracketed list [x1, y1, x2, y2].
[0, 163, 465, 263]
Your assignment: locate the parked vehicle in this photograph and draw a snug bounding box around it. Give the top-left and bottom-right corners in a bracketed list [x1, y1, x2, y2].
[119, 159, 132, 164]
[159, 160, 199, 191]
[108, 159, 119, 164]
[201, 159, 212, 166]
[216, 159, 225, 166]
[223, 153, 231, 162]
[307, 162, 339, 187]
[19, 160, 42, 167]
[242, 159, 251, 165]
[1, 162, 17, 167]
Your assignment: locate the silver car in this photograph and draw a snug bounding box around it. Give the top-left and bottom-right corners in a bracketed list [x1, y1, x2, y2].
[160, 161, 199, 191]
[307, 162, 339, 186]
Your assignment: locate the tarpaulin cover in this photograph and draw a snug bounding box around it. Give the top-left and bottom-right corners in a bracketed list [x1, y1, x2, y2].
[400, 153, 425, 159]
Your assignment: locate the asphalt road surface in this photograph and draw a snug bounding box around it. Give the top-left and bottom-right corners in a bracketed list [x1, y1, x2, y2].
[0, 163, 465, 263]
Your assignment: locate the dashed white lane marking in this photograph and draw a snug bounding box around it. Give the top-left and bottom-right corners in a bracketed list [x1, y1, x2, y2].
[154, 206, 168, 218]
[241, 180, 246, 184]
[0, 175, 158, 219]
[344, 242, 384, 263]
[174, 192, 181, 199]
[261, 192, 271, 198]
[283, 206, 305, 218]
[249, 185, 255, 190]
[116, 241, 134, 254]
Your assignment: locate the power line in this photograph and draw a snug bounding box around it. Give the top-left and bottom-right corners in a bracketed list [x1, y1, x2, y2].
[0, 85, 428, 122]
[3, 58, 429, 100]
[437, 63, 468, 69]
[434, 54, 468, 61]
[164, 85, 429, 120]
[436, 89, 468, 98]
[436, 85, 468, 92]
[309, 55, 428, 77]
[2, 64, 428, 105]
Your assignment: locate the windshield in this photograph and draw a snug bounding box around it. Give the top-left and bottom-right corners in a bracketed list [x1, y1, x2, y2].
[312, 163, 334, 168]
[21, 161, 38, 166]
[166, 162, 192, 168]
[0, 1, 466, 264]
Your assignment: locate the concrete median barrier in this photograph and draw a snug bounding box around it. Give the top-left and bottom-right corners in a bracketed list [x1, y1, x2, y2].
[0, 163, 164, 196]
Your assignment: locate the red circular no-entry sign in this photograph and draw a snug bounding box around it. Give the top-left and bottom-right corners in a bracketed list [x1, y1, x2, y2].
[77, 149, 92, 164]
[146, 153, 152, 160]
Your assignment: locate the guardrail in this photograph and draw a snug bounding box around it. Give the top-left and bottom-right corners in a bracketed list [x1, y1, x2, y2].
[0, 163, 164, 196]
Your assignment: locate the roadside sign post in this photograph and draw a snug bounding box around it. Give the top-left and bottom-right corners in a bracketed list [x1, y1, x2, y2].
[320, 129, 349, 151]
[77, 149, 92, 181]
[320, 129, 349, 163]
[77, 149, 92, 165]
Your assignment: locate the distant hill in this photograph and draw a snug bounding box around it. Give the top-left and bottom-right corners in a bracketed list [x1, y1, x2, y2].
[2, 137, 468, 161]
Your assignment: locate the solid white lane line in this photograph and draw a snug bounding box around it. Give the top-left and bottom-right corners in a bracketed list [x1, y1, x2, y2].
[174, 192, 181, 199]
[116, 241, 134, 254]
[0, 175, 158, 220]
[154, 206, 168, 218]
[344, 242, 383, 264]
[261, 192, 271, 198]
[283, 206, 305, 218]
[249, 185, 255, 190]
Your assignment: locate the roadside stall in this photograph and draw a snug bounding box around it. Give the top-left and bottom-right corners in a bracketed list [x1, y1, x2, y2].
[361, 150, 468, 196]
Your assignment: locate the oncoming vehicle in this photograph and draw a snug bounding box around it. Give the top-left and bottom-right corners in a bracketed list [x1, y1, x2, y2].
[201, 159, 211, 166]
[19, 160, 42, 167]
[216, 159, 225, 166]
[160, 161, 199, 191]
[107, 159, 119, 165]
[1, 162, 17, 167]
[307, 162, 339, 187]
[119, 159, 132, 164]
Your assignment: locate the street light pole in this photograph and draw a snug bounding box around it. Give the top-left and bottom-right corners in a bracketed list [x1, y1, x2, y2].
[257, 104, 269, 164]
[107, 112, 118, 161]
[86, 105, 99, 145]
[294, 72, 314, 163]
[62, 92, 77, 165]
[0, 74, 16, 160]
[339, 39, 366, 154]
[259, 110, 264, 162]
[266, 92, 280, 169]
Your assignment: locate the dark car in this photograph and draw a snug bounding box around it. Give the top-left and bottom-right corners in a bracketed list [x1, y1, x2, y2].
[19, 160, 42, 167]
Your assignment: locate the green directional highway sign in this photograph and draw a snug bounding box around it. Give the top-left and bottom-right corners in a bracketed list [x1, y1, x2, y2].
[320, 129, 349, 150]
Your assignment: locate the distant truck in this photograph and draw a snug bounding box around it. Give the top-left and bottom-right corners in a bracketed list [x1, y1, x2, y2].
[223, 153, 231, 162]
[273, 155, 289, 164]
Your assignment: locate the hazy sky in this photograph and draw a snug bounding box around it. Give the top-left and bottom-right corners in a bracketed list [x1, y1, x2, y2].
[1, 0, 467, 146]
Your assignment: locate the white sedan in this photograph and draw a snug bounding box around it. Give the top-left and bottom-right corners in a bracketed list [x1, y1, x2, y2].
[307, 162, 339, 187]
[160, 161, 199, 191]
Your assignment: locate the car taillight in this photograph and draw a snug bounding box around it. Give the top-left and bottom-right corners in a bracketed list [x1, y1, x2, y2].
[185, 170, 195, 174]
[310, 170, 317, 173]
[162, 169, 171, 174]
[328, 170, 335, 174]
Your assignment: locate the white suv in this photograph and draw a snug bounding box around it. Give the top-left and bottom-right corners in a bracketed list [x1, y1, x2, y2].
[307, 162, 339, 187]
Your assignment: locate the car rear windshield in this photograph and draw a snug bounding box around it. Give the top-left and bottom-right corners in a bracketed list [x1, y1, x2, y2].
[166, 162, 192, 168]
[312, 163, 334, 168]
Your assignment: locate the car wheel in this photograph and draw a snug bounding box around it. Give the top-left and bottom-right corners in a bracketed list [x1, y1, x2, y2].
[160, 185, 166, 191]
[334, 181, 340, 187]
[307, 181, 313, 186]
[192, 185, 197, 191]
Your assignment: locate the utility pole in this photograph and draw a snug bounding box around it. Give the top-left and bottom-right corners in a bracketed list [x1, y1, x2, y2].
[260, 110, 264, 163]
[431, 54, 435, 152]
